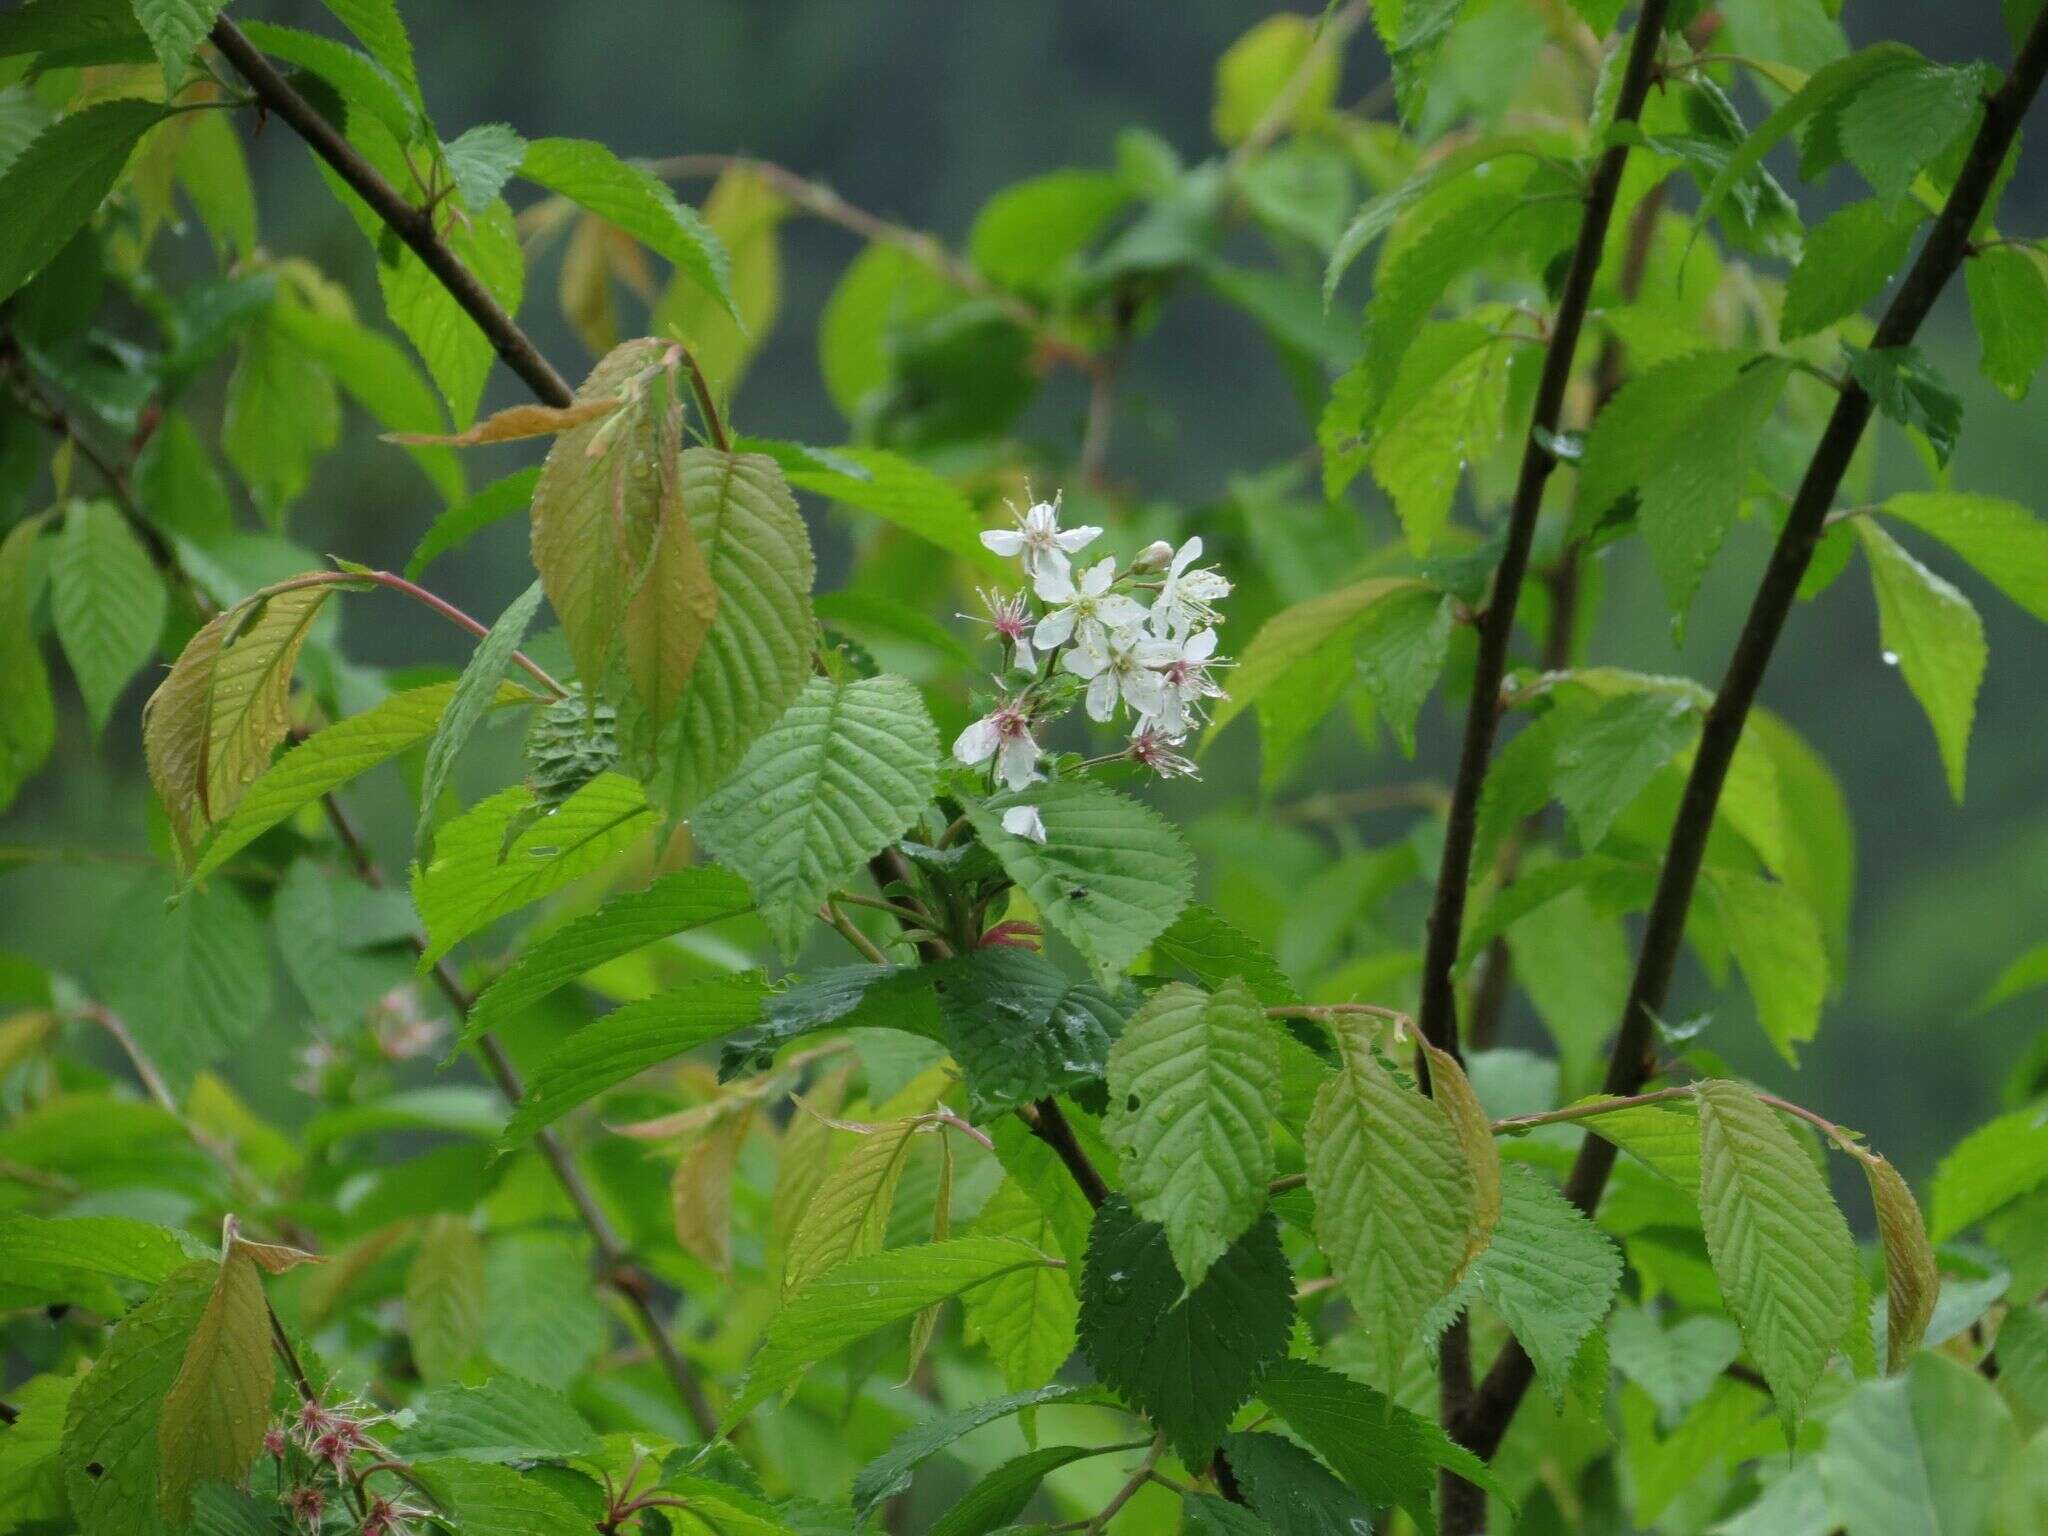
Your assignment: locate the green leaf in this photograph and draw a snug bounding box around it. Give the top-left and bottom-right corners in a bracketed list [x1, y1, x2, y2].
[1150, 904, 1299, 1006]
[1693, 44, 1920, 228]
[1222, 1430, 1378, 1536]
[500, 974, 767, 1146]
[518, 136, 731, 317]
[1839, 59, 1986, 204]
[931, 947, 1124, 1119]
[0, 0, 145, 62]
[1456, 854, 1658, 973]
[643, 451, 817, 817]
[144, 583, 330, 865]
[1577, 1094, 1704, 1187]
[238, 20, 417, 144]
[1369, 324, 1512, 556]
[1607, 1304, 1742, 1426]
[191, 682, 528, 883]
[1965, 245, 2048, 399]
[1846, 343, 1963, 466]
[1855, 518, 1986, 801]
[223, 305, 340, 517]
[731, 1238, 1057, 1422]
[696, 675, 939, 956]
[271, 859, 413, 1025]
[1206, 576, 1413, 770]
[1878, 491, 2048, 624]
[457, 865, 752, 1051]
[961, 1179, 1080, 1393]
[1930, 1110, 2048, 1240]
[1181, 1492, 1275, 1535]
[412, 1458, 592, 1536]
[1781, 198, 1924, 340]
[1213, 14, 1336, 146]
[817, 242, 957, 421]
[0, 515, 55, 813]
[316, 0, 423, 104]
[1466, 1165, 1622, 1404]
[1254, 1358, 1502, 1536]
[411, 771, 653, 963]
[395, 1377, 602, 1465]
[849, 1383, 1104, 1526]
[0, 99, 165, 303]
[444, 122, 526, 211]
[931, 1445, 1110, 1536]
[968, 170, 1129, 290]
[1700, 869, 1827, 1063]
[530, 341, 719, 726]
[1748, 707, 1855, 978]
[964, 780, 1193, 985]
[1305, 1016, 1474, 1390]
[782, 1118, 924, 1296]
[1079, 1198, 1292, 1467]
[481, 1234, 607, 1383]
[779, 444, 1006, 575]
[0, 1214, 191, 1314]
[61, 1260, 215, 1536]
[1552, 689, 1700, 849]
[130, 0, 226, 86]
[157, 1246, 271, 1525]
[0, 1372, 75, 1531]
[406, 1213, 485, 1385]
[93, 872, 270, 1098]
[1695, 1080, 1858, 1418]
[407, 467, 541, 579]
[417, 580, 547, 853]
[1585, 352, 1791, 619]
[1105, 980, 1281, 1287]
[1354, 585, 1455, 754]
[1817, 1353, 2020, 1536]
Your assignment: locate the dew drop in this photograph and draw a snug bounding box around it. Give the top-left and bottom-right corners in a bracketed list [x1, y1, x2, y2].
[1881, 649, 1900, 666]
[866, 1283, 881, 1298]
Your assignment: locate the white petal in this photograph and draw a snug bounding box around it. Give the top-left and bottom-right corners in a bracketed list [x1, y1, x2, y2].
[1054, 524, 1103, 552]
[953, 717, 999, 766]
[1032, 563, 1076, 604]
[1085, 671, 1118, 722]
[1001, 805, 1048, 843]
[1080, 556, 1117, 596]
[1171, 536, 1202, 575]
[997, 735, 1042, 791]
[1095, 594, 1148, 631]
[1122, 671, 1166, 716]
[1033, 606, 1077, 651]
[1061, 640, 1109, 679]
[980, 529, 1026, 557]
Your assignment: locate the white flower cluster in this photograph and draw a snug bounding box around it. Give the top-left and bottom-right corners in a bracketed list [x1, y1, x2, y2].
[953, 493, 1231, 841]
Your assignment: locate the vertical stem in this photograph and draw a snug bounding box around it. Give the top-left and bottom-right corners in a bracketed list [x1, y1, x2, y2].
[1413, 9, 1673, 1526]
[1458, 3, 2048, 1468]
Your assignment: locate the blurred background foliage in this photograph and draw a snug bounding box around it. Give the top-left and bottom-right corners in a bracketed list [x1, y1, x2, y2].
[4, 0, 2046, 1191]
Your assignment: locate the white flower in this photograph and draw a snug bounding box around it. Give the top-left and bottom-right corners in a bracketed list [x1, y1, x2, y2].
[953, 701, 1043, 791]
[1032, 556, 1147, 654]
[1062, 622, 1173, 723]
[1148, 623, 1229, 737]
[1128, 723, 1199, 779]
[979, 493, 1101, 580]
[1149, 536, 1232, 637]
[1000, 804, 1048, 843]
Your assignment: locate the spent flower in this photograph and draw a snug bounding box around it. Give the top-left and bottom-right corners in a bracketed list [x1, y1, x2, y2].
[953, 700, 1043, 791]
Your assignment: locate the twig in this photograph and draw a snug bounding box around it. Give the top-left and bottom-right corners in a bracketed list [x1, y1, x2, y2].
[1457, 4, 2048, 1470]
[820, 901, 890, 966]
[1017, 1097, 1111, 1209]
[208, 18, 576, 409]
[317, 794, 719, 1440]
[1084, 1434, 1168, 1534]
[1408, 5, 1676, 1523]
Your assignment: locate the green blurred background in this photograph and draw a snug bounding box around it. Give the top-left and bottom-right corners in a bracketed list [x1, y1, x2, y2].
[3, 0, 2045, 1188]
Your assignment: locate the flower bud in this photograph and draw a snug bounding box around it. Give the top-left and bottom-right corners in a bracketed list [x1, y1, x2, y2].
[1133, 540, 1176, 571]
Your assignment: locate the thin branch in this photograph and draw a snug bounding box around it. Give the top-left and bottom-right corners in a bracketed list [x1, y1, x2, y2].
[653, 153, 1050, 336]
[1017, 1097, 1112, 1209]
[820, 901, 891, 966]
[318, 794, 719, 1440]
[1457, 3, 2048, 1468]
[1084, 1435, 1168, 1535]
[208, 17, 577, 409]
[1408, 5, 1676, 1522]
